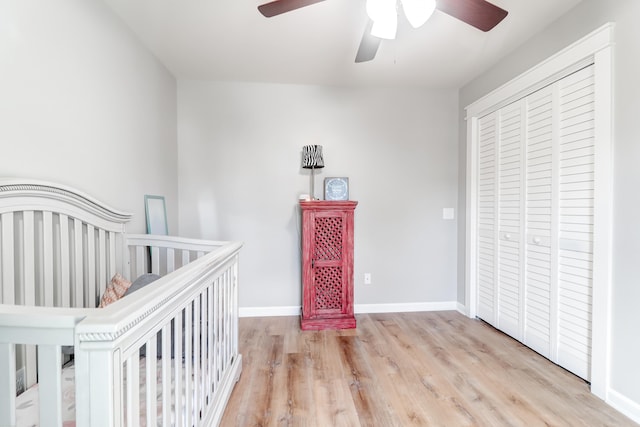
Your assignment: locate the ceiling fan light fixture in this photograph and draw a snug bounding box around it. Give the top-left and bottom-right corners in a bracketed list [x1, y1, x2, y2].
[401, 0, 436, 28]
[370, 12, 398, 39]
[365, 0, 396, 22]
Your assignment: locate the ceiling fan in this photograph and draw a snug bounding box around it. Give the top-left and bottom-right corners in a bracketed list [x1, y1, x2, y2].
[257, 0, 508, 63]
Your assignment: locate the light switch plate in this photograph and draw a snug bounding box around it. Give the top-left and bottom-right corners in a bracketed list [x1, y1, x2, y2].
[443, 208, 455, 220]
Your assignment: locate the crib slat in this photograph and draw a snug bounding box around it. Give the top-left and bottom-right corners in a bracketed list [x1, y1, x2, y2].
[108, 231, 116, 279]
[87, 224, 96, 307]
[161, 325, 172, 426]
[60, 214, 71, 308]
[23, 211, 38, 388]
[193, 297, 201, 421]
[214, 276, 221, 388]
[1, 212, 15, 304]
[0, 343, 16, 427]
[166, 248, 175, 273]
[182, 250, 190, 269]
[43, 211, 54, 307]
[233, 261, 239, 355]
[151, 247, 160, 275]
[228, 271, 234, 364]
[98, 228, 107, 296]
[226, 271, 231, 365]
[22, 212, 36, 306]
[126, 355, 140, 427]
[174, 312, 183, 427]
[184, 303, 193, 427]
[135, 246, 145, 278]
[38, 345, 63, 427]
[146, 336, 157, 427]
[207, 284, 214, 397]
[73, 219, 84, 308]
[224, 272, 230, 367]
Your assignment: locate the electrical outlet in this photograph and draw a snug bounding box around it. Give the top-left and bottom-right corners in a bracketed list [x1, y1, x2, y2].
[16, 367, 25, 395]
[364, 273, 372, 285]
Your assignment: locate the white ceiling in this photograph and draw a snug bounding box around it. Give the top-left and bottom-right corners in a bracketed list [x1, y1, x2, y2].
[103, 0, 583, 88]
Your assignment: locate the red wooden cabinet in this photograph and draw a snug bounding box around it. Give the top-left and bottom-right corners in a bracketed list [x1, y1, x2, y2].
[300, 200, 357, 330]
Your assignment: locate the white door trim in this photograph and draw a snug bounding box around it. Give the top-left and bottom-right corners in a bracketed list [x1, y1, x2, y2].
[464, 23, 614, 400]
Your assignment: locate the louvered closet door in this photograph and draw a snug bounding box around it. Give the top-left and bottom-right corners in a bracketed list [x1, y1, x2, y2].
[556, 65, 595, 380]
[524, 85, 555, 359]
[497, 101, 524, 340]
[477, 112, 498, 325]
[475, 65, 595, 381]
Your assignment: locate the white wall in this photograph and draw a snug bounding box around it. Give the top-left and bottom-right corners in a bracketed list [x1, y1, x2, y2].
[459, 0, 640, 417]
[178, 81, 459, 310]
[0, 0, 178, 233]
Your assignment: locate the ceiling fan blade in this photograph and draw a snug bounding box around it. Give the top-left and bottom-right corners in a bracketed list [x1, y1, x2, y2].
[436, 0, 508, 32]
[258, 0, 327, 17]
[355, 20, 381, 63]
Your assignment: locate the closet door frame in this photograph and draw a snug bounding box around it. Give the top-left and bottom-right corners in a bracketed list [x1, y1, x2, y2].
[464, 23, 614, 400]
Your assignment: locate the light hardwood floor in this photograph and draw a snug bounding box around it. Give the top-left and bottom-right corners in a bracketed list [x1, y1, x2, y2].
[220, 311, 636, 426]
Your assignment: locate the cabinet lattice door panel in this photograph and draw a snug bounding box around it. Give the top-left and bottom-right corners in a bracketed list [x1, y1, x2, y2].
[300, 200, 357, 330]
[474, 64, 595, 381]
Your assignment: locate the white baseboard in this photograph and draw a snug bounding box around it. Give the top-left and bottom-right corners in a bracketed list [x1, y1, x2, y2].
[456, 302, 468, 316]
[239, 306, 300, 317]
[607, 388, 640, 424]
[239, 301, 458, 318]
[354, 301, 458, 314]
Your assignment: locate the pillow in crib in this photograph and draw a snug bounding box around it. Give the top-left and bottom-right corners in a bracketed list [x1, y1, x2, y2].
[124, 273, 161, 296]
[98, 273, 133, 308]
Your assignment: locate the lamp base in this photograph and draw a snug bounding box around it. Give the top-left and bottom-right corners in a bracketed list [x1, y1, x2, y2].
[310, 167, 317, 200]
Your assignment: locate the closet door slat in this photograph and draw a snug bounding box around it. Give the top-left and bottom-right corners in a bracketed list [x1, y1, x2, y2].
[476, 112, 498, 325]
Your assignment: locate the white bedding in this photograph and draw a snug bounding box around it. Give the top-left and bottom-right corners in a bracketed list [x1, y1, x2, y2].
[15, 357, 192, 427]
[16, 363, 77, 427]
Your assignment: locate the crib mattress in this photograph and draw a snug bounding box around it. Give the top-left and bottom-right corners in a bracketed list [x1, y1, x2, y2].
[15, 358, 187, 427]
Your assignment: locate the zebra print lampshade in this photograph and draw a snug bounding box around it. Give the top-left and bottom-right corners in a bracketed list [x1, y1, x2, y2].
[302, 145, 324, 169]
[302, 145, 324, 200]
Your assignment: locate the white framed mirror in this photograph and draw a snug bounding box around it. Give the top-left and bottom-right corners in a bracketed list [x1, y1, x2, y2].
[144, 195, 168, 235]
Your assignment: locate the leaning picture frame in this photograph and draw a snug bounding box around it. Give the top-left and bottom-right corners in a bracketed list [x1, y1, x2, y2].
[324, 177, 349, 201]
[144, 195, 168, 235]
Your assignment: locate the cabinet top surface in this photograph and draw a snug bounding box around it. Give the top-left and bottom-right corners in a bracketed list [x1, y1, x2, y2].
[299, 200, 358, 210]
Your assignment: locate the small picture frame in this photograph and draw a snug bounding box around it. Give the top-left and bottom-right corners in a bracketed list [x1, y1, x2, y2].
[324, 177, 349, 201]
[144, 195, 168, 235]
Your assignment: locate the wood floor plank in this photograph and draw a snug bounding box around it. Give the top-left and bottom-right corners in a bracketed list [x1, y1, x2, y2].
[220, 312, 638, 427]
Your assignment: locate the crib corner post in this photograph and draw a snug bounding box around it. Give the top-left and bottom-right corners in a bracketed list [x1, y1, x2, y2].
[75, 333, 122, 427]
[0, 343, 17, 427]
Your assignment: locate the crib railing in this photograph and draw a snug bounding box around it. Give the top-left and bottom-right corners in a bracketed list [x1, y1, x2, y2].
[125, 234, 229, 278]
[75, 239, 243, 427]
[0, 239, 242, 427]
[0, 306, 91, 427]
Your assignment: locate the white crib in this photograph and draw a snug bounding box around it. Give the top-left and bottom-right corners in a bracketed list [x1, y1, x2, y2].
[0, 179, 242, 427]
